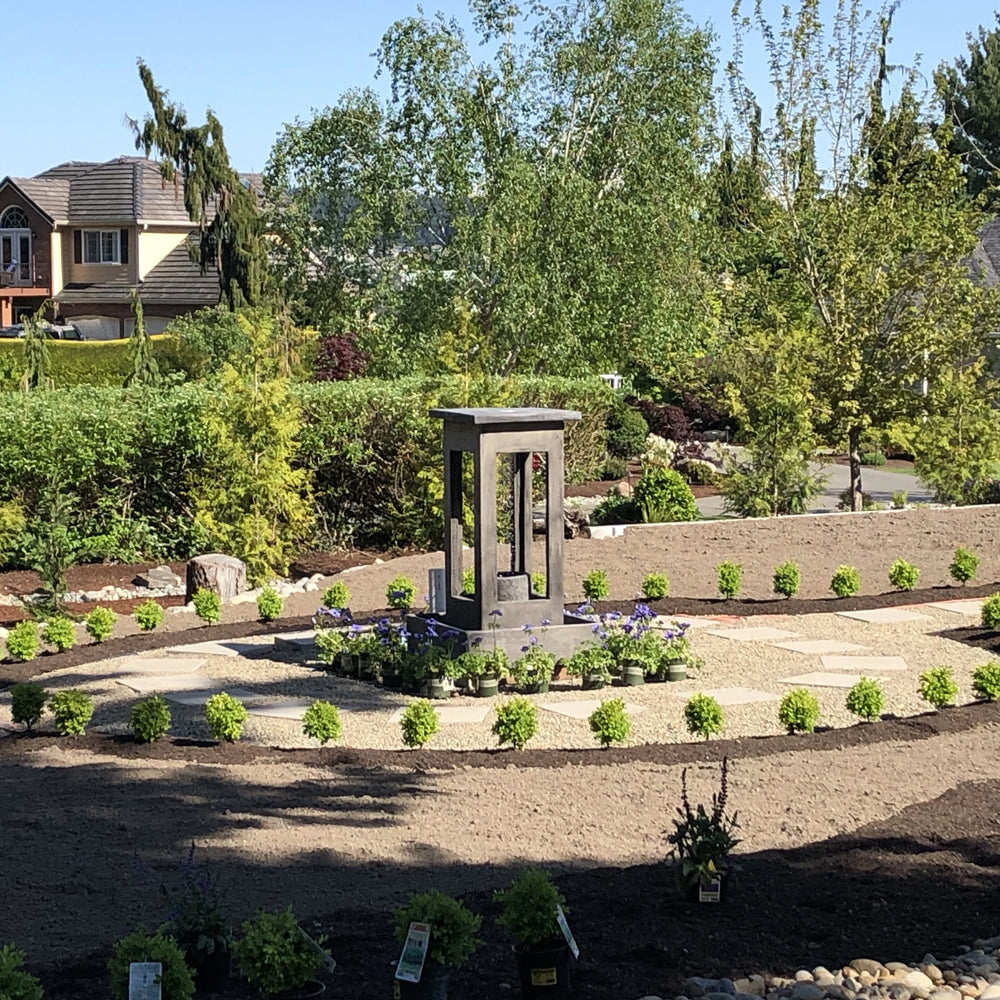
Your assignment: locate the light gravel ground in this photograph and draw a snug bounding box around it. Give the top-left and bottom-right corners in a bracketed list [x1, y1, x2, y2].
[1, 603, 988, 750]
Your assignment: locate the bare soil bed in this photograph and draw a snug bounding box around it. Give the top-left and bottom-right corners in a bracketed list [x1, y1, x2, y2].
[3, 505, 1000, 1000]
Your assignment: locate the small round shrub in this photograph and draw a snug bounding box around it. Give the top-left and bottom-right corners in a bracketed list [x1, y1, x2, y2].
[588, 698, 632, 748]
[642, 572, 670, 601]
[129, 695, 172, 743]
[49, 689, 94, 736]
[582, 569, 610, 601]
[772, 561, 801, 599]
[888, 558, 920, 592]
[5, 621, 38, 662]
[256, 585, 284, 623]
[918, 666, 959, 709]
[400, 699, 440, 748]
[590, 490, 640, 526]
[10, 682, 46, 730]
[779, 688, 821, 734]
[605, 404, 649, 459]
[601, 456, 629, 480]
[302, 700, 342, 745]
[232, 906, 324, 998]
[204, 692, 247, 742]
[981, 593, 1000, 630]
[717, 561, 742, 600]
[495, 867, 567, 950]
[41, 616, 75, 653]
[192, 588, 221, 625]
[462, 568, 475, 596]
[860, 450, 886, 466]
[392, 891, 482, 970]
[386, 575, 417, 610]
[633, 467, 697, 523]
[109, 928, 194, 1000]
[0, 942, 43, 1000]
[949, 546, 979, 585]
[84, 606, 117, 643]
[684, 693, 725, 739]
[972, 661, 1000, 702]
[845, 677, 885, 721]
[133, 599, 164, 632]
[492, 696, 538, 750]
[313, 628, 344, 666]
[322, 580, 351, 610]
[830, 565, 861, 598]
[530, 572, 546, 596]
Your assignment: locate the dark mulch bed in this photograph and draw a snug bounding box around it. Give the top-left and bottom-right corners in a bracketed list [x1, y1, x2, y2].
[37, 775, 1000, 1000]
[937, 624, 1000, 655]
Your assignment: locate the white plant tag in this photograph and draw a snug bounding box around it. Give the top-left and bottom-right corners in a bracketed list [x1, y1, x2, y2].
[556, 905, 580, 959]
[128, 962, 162, 1000]
[395, 921, 430, 983]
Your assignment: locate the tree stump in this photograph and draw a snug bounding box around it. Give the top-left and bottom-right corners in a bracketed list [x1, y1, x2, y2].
[185, 554, 247, 604]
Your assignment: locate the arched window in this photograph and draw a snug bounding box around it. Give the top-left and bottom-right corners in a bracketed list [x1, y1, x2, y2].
[0, 206, 29, 229]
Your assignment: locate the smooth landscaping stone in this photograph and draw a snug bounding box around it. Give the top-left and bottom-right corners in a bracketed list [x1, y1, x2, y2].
[820, 655, 909, 672]
[245, 699, 315, 720]
[117, 673, 216, 693]
[390, 704, 493, 725]
[836, 608, 932, 624]
[166, 640, 263, 657]
[706, 626, 801, 642]
[164, 686, 261, 707]
[779, 672, 874, 688]
[923, 600, 984, 615]
[979, 987, 1000, 1000]
[540, 699, 647, 719]
[113, 657, 206, 675]
[669, 686, 778, 706]
[791, 985, 824, 1000]
[273, 631, 317, 650]
[903, 972, 935, 994]
[772, 639, 870, 654]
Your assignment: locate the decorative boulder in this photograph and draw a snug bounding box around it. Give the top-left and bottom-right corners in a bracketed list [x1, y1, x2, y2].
[135, 565, 183, 590]
[185, 554, 247, 604]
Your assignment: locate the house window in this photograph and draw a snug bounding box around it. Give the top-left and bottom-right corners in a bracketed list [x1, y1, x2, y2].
[0, 206, 29, 229]
[83, 229, 120, 264]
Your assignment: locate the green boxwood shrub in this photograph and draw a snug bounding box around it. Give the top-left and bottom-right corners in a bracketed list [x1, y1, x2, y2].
[772, 561, 801, 599]
[84, 606, 117, 643]
[400, 699, 440, 748]
[830, 565, 861, 598]
[918, 666, 959, 709]
[588, 698, 632, 747]
[717, 561, 742, 600]
[256, 586, 284, 622]
[302, 700, 342, 745]
[605, 404, 649, 459]
[386, 575, 417, 610]
[684, 693, 725, 739]
[0, 942, 43, 1000]
[49, 689, 94, 736]
[129, 695, 172, 743]
[495, 867, 567, 951]
[860, 450, 886, 466]
[982, 593, 1000, 630]
[590, 490, 640, 526]
[322, 580, 350, 610]
[845, 677, 885, 721]
[492, 696, 538, 750]
[134, 599, 165, 631]
[10, 682, 46, 730]
[582, 569, 609, 601]
[192, 588, 221, 624]
[232, 906, 324, 998]
[633, 467, 697, 523]
[972, 661, 1000, 701]
[392, 892, 482, 970]
[888, 558, 920, 592]
[204, 692, 247, 742]
[41, 616, 75, 653]
[779, 688, 821, 733]
[949, 546, 979, 585]
[642, 572, 670, 600]
[5, 621, 38, 662]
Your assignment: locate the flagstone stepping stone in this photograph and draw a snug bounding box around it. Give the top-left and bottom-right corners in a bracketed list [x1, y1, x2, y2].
[924, 599, 984, 616]
[245, 699, 316, 720]
[820, 654, 908, 672]
[772, 639, 869, 654]
[113, 657, 206, 675]
[706, 626, 801, 642]
[166, 640, 263, 657]
[164, 686, 261, 707]
[836, 608, 931, 624]
[539, 700, 648, 719]
[779, 671, 877, 688]
[389, 704, 492, 725]
[118, 674, 216, 694]
[273, 631, 316, 650]
[669, 686, 778, 706]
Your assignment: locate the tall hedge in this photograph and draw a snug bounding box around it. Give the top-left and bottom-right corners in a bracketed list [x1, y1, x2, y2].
[0, 376, 612, 560]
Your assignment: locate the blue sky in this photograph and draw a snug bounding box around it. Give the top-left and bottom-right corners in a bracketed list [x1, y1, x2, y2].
[6, 0, 996, 178]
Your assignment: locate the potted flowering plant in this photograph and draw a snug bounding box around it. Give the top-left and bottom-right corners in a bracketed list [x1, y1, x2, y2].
[511, 622, 555, 693]
[565, 641, 615, 690]
[652, 621, 703, 682]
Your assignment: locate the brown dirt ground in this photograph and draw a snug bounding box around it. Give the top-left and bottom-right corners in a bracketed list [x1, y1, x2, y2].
[4, 505, 1000, 1000]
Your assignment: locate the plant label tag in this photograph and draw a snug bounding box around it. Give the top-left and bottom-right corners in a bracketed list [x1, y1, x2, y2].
[556, 904, 580, 959]
[394, 921, 430, 983]
[300, 926, 337, 973]
[128, 962, 162, 1000]
[699, 877, 722, 903]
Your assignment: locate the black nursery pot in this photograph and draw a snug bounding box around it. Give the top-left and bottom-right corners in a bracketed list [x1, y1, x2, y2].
[393, 967, 450, 1000]
[192, 948, 231, 993]
[514, 942, 572, 998]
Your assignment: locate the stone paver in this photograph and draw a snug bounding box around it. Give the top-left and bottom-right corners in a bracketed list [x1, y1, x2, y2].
[166, 640, 263, 657]
[245, 699, 315, 720]
[272, 631, 316, 650]
[164, 686, 262, 707]
[924, 600, 984, 616]
[117, 673, 216, 694]
[390, 704, 493, 724]
[670, 686, 778, 706]
[836, 608, 932, 624]
[113, 657, 207, 675]
[539, 699, 647, 719]
[772, 639, 869, 654]
[706, 626, 801, 642]
[779, 671, 877, 688]
[820, 654, 908, 672]
[652, 615, 722, 630]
